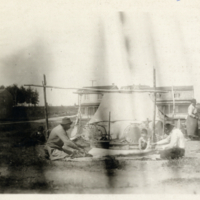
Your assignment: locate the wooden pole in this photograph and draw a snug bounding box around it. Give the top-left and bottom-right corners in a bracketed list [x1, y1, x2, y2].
[172, 85, 175, 119]
[24, 84, 167, 94]
[163, 115, 165, 137]
[75, 94, 82, 126]
[43, 74, 49, 139]
[108, 112, 111, 140]
[153, 68, 156, 143]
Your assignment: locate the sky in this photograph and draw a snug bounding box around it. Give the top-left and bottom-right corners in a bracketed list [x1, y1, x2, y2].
[1, 0, 200, 105]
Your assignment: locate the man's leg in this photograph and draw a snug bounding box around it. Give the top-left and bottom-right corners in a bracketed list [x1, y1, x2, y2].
[160, 148, 185, 160]
[171, 148, 185, 159]
[62, 145, 79, 155]
[62, 144, 92, 159]
[160, 149, 172, 159]
[46, 146, 69, 161]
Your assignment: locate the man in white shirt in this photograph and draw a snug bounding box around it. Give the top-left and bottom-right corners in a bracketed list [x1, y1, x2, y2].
[155, 122, 185, 159]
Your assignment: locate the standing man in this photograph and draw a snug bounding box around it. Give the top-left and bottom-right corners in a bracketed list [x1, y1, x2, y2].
[154, 122, 185, 159]
[186, 99, 199, 139]
[45, 117, 87, 160]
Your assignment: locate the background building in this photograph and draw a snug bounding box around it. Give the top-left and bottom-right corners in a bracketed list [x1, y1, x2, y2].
[76, 84, 118, 118]
[0, 89, 13, 120]
[76, 84, 194, 119]
[123, 85, 194, 118]
[155, 86, 193, 119]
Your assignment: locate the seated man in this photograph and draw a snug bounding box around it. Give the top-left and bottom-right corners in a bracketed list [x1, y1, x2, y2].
[138, 129, 150, 150]
[44, 117, 89, 160]
[154, 122, 185, 159]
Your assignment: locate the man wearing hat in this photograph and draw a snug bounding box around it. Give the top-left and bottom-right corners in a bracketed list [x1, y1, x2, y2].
[154, 121, 185, 159]
[45, 117, 86, 160]
[186, 99, 199, 139]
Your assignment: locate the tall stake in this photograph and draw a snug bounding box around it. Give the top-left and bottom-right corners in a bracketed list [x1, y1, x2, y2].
[43, 74, 49, 139]
[153, 68, 156, 143]
[163, 114, 165, 137]
[171, 85, 175, 119]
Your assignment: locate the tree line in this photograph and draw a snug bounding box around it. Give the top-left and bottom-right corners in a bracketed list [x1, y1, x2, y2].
[0, 84, 39, 106]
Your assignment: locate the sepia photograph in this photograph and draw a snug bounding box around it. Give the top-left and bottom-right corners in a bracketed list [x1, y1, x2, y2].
[1, 0, 200, 195]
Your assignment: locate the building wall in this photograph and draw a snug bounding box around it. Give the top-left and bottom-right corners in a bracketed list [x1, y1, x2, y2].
[158, 104, 189, 115]
[155, 87, 194, 117]
[156, 90, 193, 101]
[79, 86, 194, 118]
[81, 93, 103, 105]
[80, 94, 103, 118]
[81, 106, 98, 117]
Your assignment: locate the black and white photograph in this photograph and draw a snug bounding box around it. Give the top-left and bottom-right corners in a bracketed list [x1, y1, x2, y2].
[1, 0, 200, 195]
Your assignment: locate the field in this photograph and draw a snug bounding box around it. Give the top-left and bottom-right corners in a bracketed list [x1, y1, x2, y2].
[1, 121, 200, 194]
[3, 106, 78, 121]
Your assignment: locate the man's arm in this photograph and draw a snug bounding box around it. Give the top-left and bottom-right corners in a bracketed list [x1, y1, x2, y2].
[162, 130, 178, 150]
[156, 135, 170, 145]
[57, 131, 84, 151]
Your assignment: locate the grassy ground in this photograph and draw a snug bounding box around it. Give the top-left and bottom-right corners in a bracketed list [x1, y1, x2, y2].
[1, 106, 78, 122]
[1, 122, 200, 194]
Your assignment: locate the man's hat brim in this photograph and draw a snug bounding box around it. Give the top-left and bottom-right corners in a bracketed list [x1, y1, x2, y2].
[165, 121, 175, 126]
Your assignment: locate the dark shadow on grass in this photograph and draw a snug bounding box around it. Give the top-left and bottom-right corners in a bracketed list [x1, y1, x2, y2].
[103, 156, 121, 189]
[0, 122, 52, 193]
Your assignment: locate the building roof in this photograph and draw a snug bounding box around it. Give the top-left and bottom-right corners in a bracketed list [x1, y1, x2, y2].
[121, 84, 151, 89]
[84, 85, 118, 90]
[80, 103, 100, 107]
[76, 84, 119, 94]
[156, 100, 192, 104]
[121, 85, 193, 91]
[155, 86, 193, 91]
